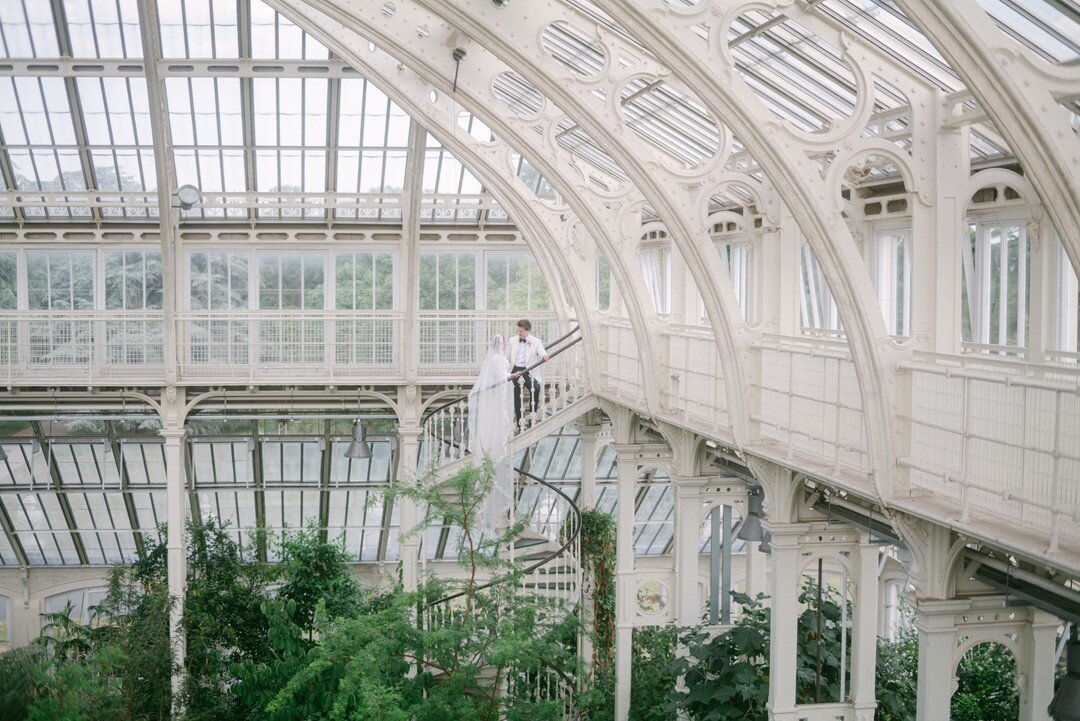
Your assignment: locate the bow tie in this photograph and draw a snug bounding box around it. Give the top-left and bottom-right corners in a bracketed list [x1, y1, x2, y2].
[518, 338, 526, 343]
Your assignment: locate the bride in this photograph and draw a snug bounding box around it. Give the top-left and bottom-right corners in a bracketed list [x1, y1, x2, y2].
[468, 335, 514, 536]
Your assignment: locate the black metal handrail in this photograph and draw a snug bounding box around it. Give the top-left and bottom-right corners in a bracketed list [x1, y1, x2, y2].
[421, 326, 582, 422]
[426, 460, 582, 607]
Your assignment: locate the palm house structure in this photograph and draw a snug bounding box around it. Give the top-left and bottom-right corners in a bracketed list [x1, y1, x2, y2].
[0, 0, 1078, 719]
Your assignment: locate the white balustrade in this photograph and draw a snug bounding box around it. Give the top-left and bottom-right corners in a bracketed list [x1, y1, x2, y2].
[597, 318, 644, 402]
[178, 310, 402, 382]
[0, 311, 165, 384]
[900, 352, 1080, 553]
[0, 310, 563, 385]
[751, 335, 870, 474]
[661, 325, 731, 432]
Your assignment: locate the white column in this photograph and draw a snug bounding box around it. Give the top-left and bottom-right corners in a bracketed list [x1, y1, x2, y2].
[744, 534, 766, 601]
[397, 426, 422, 594]
[578, 423, 600, 675]
[766, 524, 806, 721]
[1020, 609, 1058, 721]
[914, 599, 968, 721]
[579, 424, 600, 511]
[850, 540, 880, 720]
[162, 424, 187, 717]
[613, 445, 637, 721]
[673, 482, 702, 626]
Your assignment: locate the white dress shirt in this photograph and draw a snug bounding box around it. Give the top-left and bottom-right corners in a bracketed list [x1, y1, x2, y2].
[508, 334, 548, 382]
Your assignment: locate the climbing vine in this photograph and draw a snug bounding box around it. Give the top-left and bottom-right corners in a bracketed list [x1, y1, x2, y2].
[580, 508, 616, 676]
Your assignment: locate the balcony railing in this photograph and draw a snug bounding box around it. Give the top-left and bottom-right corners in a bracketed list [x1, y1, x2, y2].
[0, 311, 166, 384]
[0, 310, 560, 385]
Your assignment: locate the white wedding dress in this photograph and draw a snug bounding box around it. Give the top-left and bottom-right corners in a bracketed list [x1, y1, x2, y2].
[468, 335, 514, 536]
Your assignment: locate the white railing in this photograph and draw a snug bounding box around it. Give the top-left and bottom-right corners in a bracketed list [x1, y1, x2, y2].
[417, 311, 560, 377]
[596, 317, 644, 402]
[177, 310, 402, 382]
[750, 334, 870, 474]
[0, 311, 165, 384]
[422, 338, 589, 463]
[661, 325, 731, 433]
[961, 340, 1027, 360]
[0, 310, 566, 384]
[899, 352, 1080, 553]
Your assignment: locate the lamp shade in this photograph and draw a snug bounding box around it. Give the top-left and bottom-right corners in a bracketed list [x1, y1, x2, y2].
[737, 491, 766, 542]
[0, 444, 6, 462]
[1050, 628, 1080, 721]
[759, 531, 772, 554]
[344, 421, 372, 459]
[736, 513, 765, 543]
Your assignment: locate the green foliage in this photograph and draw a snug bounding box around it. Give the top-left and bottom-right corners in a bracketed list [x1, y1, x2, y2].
[670, 592, 771, 721]
[0, 646, 47, 721]
[875, 623, 918, 721]
[275, 526, 363, 631]
[580, 508, 616, 675]
[577, 508, 617, 721]
[794, 576, 850, 704]
[628, 626, 680, 721]
[952, 642, 1019, 721]
[673, 583, 910, 721]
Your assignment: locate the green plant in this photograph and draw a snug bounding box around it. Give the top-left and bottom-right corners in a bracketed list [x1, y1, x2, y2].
[274, 525, 363, 632]
[875, 623, 918, 721]
[629, 625, 680, 721]
[952, 641, 1019, 721]
[670, 592, 772, 721]
[244, 462, 581, 721]
[580, 509, 616, 676]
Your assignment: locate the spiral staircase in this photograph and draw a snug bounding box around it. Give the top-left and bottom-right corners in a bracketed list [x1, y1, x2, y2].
[419, 327, 594, 716]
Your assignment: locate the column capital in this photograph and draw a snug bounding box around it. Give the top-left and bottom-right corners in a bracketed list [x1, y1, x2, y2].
[577, 423, 603, 441]
[159, 428, 187, 441]
[761, 521, 812, 546]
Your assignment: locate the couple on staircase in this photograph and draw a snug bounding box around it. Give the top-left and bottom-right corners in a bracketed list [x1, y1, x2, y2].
[467, 318, 549, 536]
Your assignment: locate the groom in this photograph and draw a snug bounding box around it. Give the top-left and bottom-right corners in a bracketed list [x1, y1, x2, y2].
[508, 319, 548, 425]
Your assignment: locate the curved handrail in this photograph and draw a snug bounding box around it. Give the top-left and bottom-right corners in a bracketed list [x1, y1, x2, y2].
[421, 327, 583, 422]
[426, 461, 581, 607]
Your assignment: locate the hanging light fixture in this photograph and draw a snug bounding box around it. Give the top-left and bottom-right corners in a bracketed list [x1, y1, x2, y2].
[0, 444, 6, 462]
[344, 420, 372, 459]
[759, 531, 772, 554]
[1050, 625, 1080, 721]
[736, 490, 765, 543]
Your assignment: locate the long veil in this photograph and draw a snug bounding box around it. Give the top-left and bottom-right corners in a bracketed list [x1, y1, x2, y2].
[468, 335, 513, 536]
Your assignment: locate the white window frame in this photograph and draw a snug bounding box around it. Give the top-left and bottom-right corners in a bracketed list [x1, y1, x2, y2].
[0, 594, 9, 652]
[331, 250, 397, 311]
[255, 250, 327, 310]
[712, 227, 752, 322]
[799, 242, 841, 332]
[418, 250, 478, 311]
[872, 222, 912, 337]
[638, 242, 671, 317]
[1052, 237, 1079, 355]
[482, 250, 552, 312]
[962, 209, 1029, 350]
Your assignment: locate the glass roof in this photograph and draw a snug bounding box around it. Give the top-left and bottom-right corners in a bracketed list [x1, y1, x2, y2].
[0, 0, 1059, 226]
[0, 0, 511, 225]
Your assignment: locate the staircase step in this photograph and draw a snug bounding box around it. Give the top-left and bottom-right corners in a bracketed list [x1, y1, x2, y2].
[522, 581, 576, 591]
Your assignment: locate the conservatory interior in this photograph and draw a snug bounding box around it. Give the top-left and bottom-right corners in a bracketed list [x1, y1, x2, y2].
[0, 0, 1078, 720]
